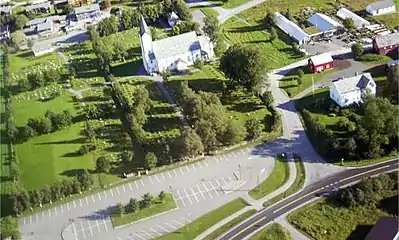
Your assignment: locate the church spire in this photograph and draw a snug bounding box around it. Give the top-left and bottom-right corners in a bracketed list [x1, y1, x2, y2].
[139, 15, 150, 36]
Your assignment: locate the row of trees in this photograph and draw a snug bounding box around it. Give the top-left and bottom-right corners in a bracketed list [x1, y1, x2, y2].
[115, 191, 166, 216]
[17, 68, 62, 93]
[338, 172, 397, 208]
[10, 170, 94, 215]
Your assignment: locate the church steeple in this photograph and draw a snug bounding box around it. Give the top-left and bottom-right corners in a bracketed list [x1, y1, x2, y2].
[139, 15, 150, 36]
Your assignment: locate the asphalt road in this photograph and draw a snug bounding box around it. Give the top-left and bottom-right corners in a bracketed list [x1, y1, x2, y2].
[220, 159, 399, 240]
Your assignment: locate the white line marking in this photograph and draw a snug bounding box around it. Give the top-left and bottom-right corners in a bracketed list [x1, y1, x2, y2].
[85, 196, 89, 205]
[80, 221, 86, 239]
[91, 195, 95, 203]
[116, 187, 120, 195]
[54, 207, 57, 217]
[149, 228, 161, 236]
[149, 176, 154, 184]
[42, 211, 44, 219]
[204, 161, 209, 167]
[224, 155, 229, 161]
[221, 177, 228, 185]
[176, 190, 186, 206]
[155, 175, 161, 183]
[34, 213, 38, 223]
[67, 202, 70, 211]
[72, 222, 79, 240]
[173, 169, 178, 177]
[132, 233, 146, 240]
[172, 220, 184, 227]
[135, 181, 139, 188]
[185, 165, 191, 173]
[142, 231, 154, 238]
[157, 224, 169, 233]
[110, 189, 114, 197]
[216, 157, 220, 163]
[79, 199, 83, 207]
[191, 164, 196, 172]
[103, 190, 107, 199]
[161, 173, 166, 181]
[88, 221, 94, 236]
[179, 168, 184, 176]
[97, 192, 101, 201]
[215, 179, 222, 189]
[241, 149, 245, 154]
[122, 185, 126, 192]
[102, 213, 108, 231]
[129, 183, 133, 191]
[165, 222, 177, 230]
[210, 181, 220, 196]
[202, 182, 213, 198]
[73, 200, 76, 209]
[183, 189, 193, 205]
[48, 209, 51, 218]
[248, 157, 253, 160]
[190, 187, 200, 203]
[95, 216, 101, 233]
[197, 185, 206, 200]
[61, 204, 64, 214]
[197, 161, 203, 168]
[23, 217, 26, 225]
[140, 179, 145, 187]
[167, 171, 172, 179]
[29, 215, 32, 223]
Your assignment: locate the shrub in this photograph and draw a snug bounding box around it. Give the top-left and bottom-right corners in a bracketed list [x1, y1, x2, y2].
[193, 59, 203, 69]
[360, 53, 389, 62]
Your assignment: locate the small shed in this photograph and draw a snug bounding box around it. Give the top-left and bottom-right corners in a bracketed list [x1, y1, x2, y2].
[275, 12, 310, 45]
[366, 0, 396, 16]
[308, 53, 334, 73]
[336, 8, 370, 29]
[307, 13, 342, 33]
[168, 12, 180, 27]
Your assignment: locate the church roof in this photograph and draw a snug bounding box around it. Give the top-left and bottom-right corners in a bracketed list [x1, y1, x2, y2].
[139, 15, 150, 36]
[153, 31, 201, 60]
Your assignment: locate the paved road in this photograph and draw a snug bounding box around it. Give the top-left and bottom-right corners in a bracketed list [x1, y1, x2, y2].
[219, 159, 399, 240]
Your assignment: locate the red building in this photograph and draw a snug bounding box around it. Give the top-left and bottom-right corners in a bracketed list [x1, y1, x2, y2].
[373, 32, 399, 55]
[308, 53, 334, 73]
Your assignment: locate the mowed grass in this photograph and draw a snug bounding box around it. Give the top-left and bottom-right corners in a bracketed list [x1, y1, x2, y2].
[200, 7, 220, 17]
[249, 223, 292, 240]
[249, 156, 290, 200]
[155, 198, 249, 240]
[111, 194, 177, 227]
[16, 123, 94, 190]
[208, 0, 252, 8]
[203, 209, 257, 240]
[9, 51, 64, 74]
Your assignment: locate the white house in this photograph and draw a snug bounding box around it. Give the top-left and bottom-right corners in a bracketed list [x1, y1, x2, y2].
[329, 73, 376, 107]
[139, 16, 214, 74]
[307, 13, 342, 34]
[168, 12, 180, 27]
[366, 0, 396, 16]
[275, 12, 310, 45]
[336, 8, 371, 29]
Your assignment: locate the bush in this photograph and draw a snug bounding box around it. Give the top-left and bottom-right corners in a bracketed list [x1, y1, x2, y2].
[193, 59, 203, 69]
[360, 53, 390, 62]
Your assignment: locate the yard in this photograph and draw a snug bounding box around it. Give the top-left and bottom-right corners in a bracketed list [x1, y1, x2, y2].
[249, 223, 292, 240]
[8, 51, 64, 74]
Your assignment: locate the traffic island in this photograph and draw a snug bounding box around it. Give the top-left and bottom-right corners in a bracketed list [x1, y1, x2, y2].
[110, 193, 177, 228]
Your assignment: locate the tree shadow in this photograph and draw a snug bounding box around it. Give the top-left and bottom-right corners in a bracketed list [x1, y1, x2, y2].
[378, 195, 398, 216]
[62, 151, 83, 157]
[60, 168, 87, 177]
[346, 225, 373, 240]
[36, 137, 86, 145]
[148, 105, 175, 115]
[81, 95, 109, 103]
[143, 116, 181, 133]
[365, 64, 387, 78]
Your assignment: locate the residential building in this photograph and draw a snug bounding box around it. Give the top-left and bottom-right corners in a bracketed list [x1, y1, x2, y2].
[373, 31, 399, 55]
[68, 0, 97, 7]
[26, 1, 51, 13]
[308, 53, 334, 73]
[336, 8, 371, 29]
[139, 16, 214, 74]
[365, 217, 399, 240]
[0, 24, 10, 42]
[275, 12, 310, 45]
[32, 42, 56, 56]
[168, 12, 180, 27]
[366, 0, 396, 16]
[329, 73, 376, 107]
[74, 3, 101, 22]
[307, 13, 342, 34]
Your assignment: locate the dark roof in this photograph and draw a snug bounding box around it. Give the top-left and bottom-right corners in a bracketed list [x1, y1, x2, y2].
[374, 32, 399, 48]
[366, 217, 399, 240]
[139, 15, 150, 36]
[356, 75, 371, 89]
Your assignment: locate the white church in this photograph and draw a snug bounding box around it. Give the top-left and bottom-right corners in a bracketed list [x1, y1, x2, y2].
[139, 16, 215, 74]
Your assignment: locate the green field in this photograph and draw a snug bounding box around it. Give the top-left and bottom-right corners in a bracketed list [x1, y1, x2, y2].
[155, 198, 249, 240]
[9, 51, 64, 74]
[111, 194, 177, 227]
[203, 209, 257, 240]
[249, 156, 290, 200]
[249, 223, 292, 240]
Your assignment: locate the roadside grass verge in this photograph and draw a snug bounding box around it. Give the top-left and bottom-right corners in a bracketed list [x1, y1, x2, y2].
[110, 194, 177, 227]
[154, 198, 249, 240]
[249, 155, 290, 200]
[200, 7, 220, 17]
[202, 209, 257, 240]
[249, 223, 292, 240]
[263, 154, 305, 207]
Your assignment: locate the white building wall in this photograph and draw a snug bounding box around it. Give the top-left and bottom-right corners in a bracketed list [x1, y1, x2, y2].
[157, 49, 202, 72]
[367, 6, 396, 16]
[140, 32, 152, 73]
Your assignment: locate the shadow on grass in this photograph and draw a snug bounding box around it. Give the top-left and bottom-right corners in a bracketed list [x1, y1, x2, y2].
[111, 58, 141, 77]
[60, 168, 87, 177]
[365, 64, 387, 78]
[36, 137, 86, 145]
[347, 225, 373, 240]
[1, 193, 14, 217]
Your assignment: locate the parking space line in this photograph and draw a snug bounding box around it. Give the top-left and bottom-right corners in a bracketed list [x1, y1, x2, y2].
[241, 149, 245, 154]
[196, 185, 206, 200]
[116, 187, 121, 195]
[61, 204, 64, 214]
[23, 217, 26, 225]
[126, 236, 133, 240]
[149, 176, 154, 184]
[140, 179, 145, 187]
[221, 177, 228, 185]
[41, 211, 44, 220]
[102, 214, 108, 231]
[79, 199, 83, 207]
[191, 164, 196, 172]
[87, 221, 94, 237]
[176, 190, 186, 206]
[209, 181, 220, 196]
[224, 155, 229, 161]
[172, 220, 184, 227]
[179, 168, 184, 176]
[71, 222, 78, 240]
[183, 189, 193, 205]
[204, 161, 209, 167]
[202, 182, 213, 198]
[85, 196, 89, 205]
[216, 157, 220, 163]
[110, 189, 114, 197]
[129, 183, 133, 191]
[29, 215, 32, 223]
[73, 200, 76, 209]
[155, 175, 161, 183]
[142, 231, 155, 239]
[67, 202, 70, 211]
[132, 233, 146, 240]
[135, 181, 139, 189]
[167, 171, 172, 179]
[91, 195, 95, 203]
[185, 166, 191, 173]
[197, 161, 203, 168]
[122, 185, 126, 193]
[80, 221, 86, 239]
[190, 187, 200, 203]
[103, 190, 107, 199]
[215, 179, 222, 188]
[96, 217, 101, 233]
[35, 213, 38, 222]
[173, 169, 178, 177]
[164, 222, 177, 230]
[97, 192, 102, 201]
[161, 173, 166, 181]
[150, 228, 162, 237]
[157, 224, 169, 233]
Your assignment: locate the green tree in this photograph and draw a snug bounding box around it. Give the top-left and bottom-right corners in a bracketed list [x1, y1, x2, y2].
[245, 118, 263, 139]
[172, 25, 180, 35]
[203, 15, 219, 42]
[387, 64, 399, 104]
[14, 15, 28, 30]
[121, 150, 133, 162]
[27, 71, 45, 88]
[175, 128, 204, 159]
[295, 68, 304, 80]
[343, 18, 355, 30]
[141, 193, 154, 207]
[6, 119, 18, 141]
[37, 117, 53, 134]
[9, 162, 19, 182]
[195, 119, 220, 151]
[43, 69, 61, 83]
[77, 169, 93, 189]
[63, 4, 74, 14]
[129, 198, 139, 212]
[41, 185, 52, 203]
[214, 38, 227, 57]
[174, 0, 192, 21]
[178, 20, 199, 34]
[50, 184, 62, 200]
[143, 4, 159, 22]
[222, 120, 246, 145]
[20, 125, 36, 140]
[96, 156, 111, 173]
[158, 191, 166, 203]
[269, 27, 277, 41]
[263, 11, 276, 28]
[339, 188, 356, 207]
[114, 40, 128, 62]
[29, 189, 43, 206]
[220, 45, 269, 93]
[97, 16, 119, 37]
[285, 8, 294, 21]
[351, 43, 363, 60]
[144, 152, 157, 169]
[10, 30, 25, 47]
[345, 137, 357, 159]
[10, 195, 23, 215]
[116, 202, 124, 216]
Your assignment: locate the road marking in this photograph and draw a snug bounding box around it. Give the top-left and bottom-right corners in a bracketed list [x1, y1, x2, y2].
[334, 181, 338, 184]
[149, 176, 154, 184]
[173, 169, 178, 177]
[215, 179, 222, 189]
[67, 202, 70, 211]
[157, 224, 169, 233]
[176, 190, 186, 206]
[61, 204, 64, 214]
[204, 161, 209, 167]
[54, 207, 57, 217]
[110, 189, 114, 197]
[88, 221, 94, 236]
[232, 152, 237, 157]
[35, 214, 38, 222]
[142, 231, 155, 238]
[91, 195, 95, 203]
[179, 168, 184, 176]
[104, 190, 107, 199]
[29, 215, 32, 223]
[132, 233, 146, 240]
[191, 164, 196, 172]
[42, 211, 44, 220]
[129, 183, 133, 191]
[190, 187, 200, 203]
[185, 165, 191, 173]
[165, 222, 177, 230]
[101, 214, 108, 231]
[202, 182, 213, 198]
[197, 161, 203, 168]
[116, 187, 121, 195]
[48, 209, 51, 218]
[85, 196, 89, 205]
[79, 199, 83, 207]
[167, 171, 172, 179]
[224, 155, 229, 161]
[210, 181, 220, 196]
[150, 228, 161, 236]
[95, 216, 101, 233]
[216, 157, 220, 163]
[73, 200, 76, 209]
[98, 192, 102, 201]
[221, 177, 228, 185]
[196, 185, 206, 200]
[122, 185, 126, 193]
[80, 221, 86, 239]
[140, 179, 145, 187]
[184, 189, 193, 205]
[172, 220, 184, 227]
[161, 173, 166, 181]
[339, 165, 390, 183]
[228, 176, 233, 182]
[71, 222, 79, 240]
[248, 156, 253, 160]
[155, 175, 161, 183]
[23, 217, 26, 225]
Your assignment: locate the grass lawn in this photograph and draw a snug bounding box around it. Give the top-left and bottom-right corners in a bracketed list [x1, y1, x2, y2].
[207, 0, 252, 8]
[203, 209, 257, 240]
[264, 155, 305, 207]
[279, 67, 335, 98]
[111, 194, 177, 227]
[16, 123, 95, 190]
[249, 223, 292, 240]
[9, 51, 64, 74]
[155, 198, 249, 240]
[249, 156, 290, 200]
[200, 7, 220, 17]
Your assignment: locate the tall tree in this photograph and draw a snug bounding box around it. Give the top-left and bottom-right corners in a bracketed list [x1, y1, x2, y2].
[263, 11, 276, 28]
[203, 15, 220, 42]
[9, 162, 19, 182]
[129, 198, 139, 212]
[175, 128, 204, 159]
[77, 169, 94, 189]
[116, 203, 124, 216]
[222, 120, 246, 145]
[10, 31, 25, 48]
[174, 0, 192, 21]
[343, 18, 355, 30]
[97, 16, 119, 37]
[144, 152, 157, 169]
[387, 64, 399, 104]
[14, 15, 28, 30]
[269, 27, 277, 41]
[96, 156, 111, 173]
[220, 45, 268, 93]
[351, 43, 363, 60]
[245, 118, 263, 139]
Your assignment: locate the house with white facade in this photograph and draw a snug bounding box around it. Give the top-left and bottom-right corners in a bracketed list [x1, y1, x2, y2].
[366, 0, 396, 16]
[275, 12, 310, 45]
[168, 12, 180, 27]
[329, 73, 376, 107]
[337, 8, 371, 29]
[139, 16, 214, 74]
